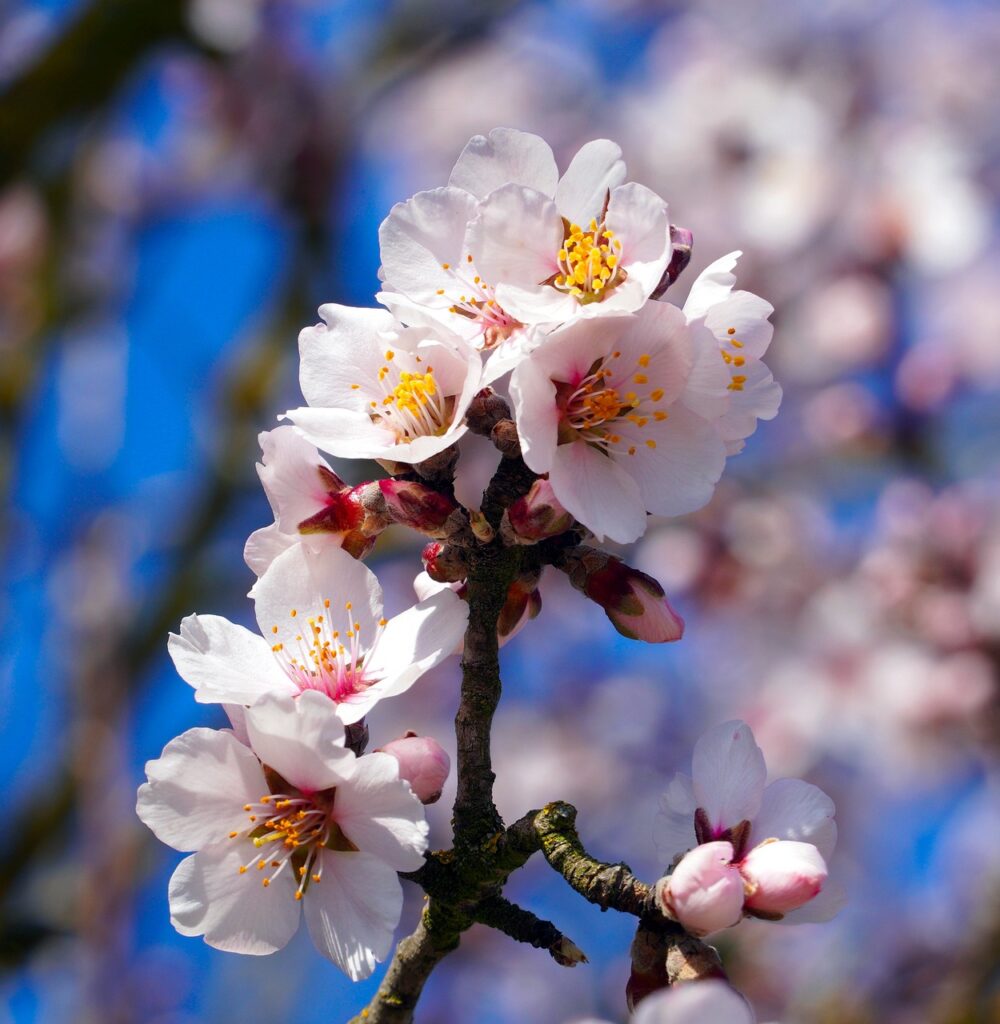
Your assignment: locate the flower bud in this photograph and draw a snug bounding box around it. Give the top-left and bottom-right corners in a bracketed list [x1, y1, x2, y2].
[502, 478, 575, 544]
[651, 223, 694, 298]
[421, 541, 469, 583]
[377, 478, 459, 537]
[379, 732, 451, 805]
[558, 546, 684, 642]
[465, 387, 512, 435]
[296, 481, 375, 559]
[657, 842, 744, 936]
[740, 839, 827, 917]
[497, 570, 543, 640]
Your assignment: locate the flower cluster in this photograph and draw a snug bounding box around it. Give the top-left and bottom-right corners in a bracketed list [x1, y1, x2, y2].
[137, 129, 789, 1004]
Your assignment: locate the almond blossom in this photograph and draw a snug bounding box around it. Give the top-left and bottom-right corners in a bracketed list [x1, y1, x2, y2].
[136, 692, 428, 979]
[454, 129, 670, 328]
[282, 304, 482, 465]
[169, 543, 468, 724]
[681, 252, 782, 453]
[655, 721, 841, 925]
[630, 981, 757, 1024]
[510, 301, 729, 543]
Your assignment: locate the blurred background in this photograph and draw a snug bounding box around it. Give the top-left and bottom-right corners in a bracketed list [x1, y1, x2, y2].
[1, 1, 999, 1021]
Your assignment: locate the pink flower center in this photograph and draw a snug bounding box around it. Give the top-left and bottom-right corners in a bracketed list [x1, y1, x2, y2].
[269, 601, 388, 703]
[440, 255, 520, 345]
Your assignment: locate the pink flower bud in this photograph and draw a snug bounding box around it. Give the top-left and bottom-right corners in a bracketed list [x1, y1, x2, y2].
[740, 840, 827, 917]
[503, 478, 575, 544]
[658, 842, 744, 936]
[421, 541, 469, 583]
[497, 572, 543, 640]
[379, 732, 451, 804]
[296, 481, 375, 559]
[558, 547, 683, 642]
[377, 479, 459, 536]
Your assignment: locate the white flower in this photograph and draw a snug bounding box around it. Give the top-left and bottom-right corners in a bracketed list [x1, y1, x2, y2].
[631, 981, 757, 1024]
[136, 691, 428, 979]
[244, 426, 373, 576]
[463, 128, 671, 326]
[510, 301, 728, 544]
[282, 304, 482, 465]
[682, 252, 781, 454]
[655, 721, 842, 924]
[168, 544, 468, 724]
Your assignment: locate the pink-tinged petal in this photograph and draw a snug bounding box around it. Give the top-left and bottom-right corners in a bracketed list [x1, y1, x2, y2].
[167, 614, 294, 706]
[631, 981, 756, 1024]
[137, 728, 266, 852]
[281, 406, 396, 461]
[680, 323, 733, 421]
[378, 187, 478, 304]
[379, 733, 451, 805]
[509, 356, 560, 475]
[448, 128, 558, 199]
[658, 841, 744, 936]
[256, 426, 337, 533]
[612, 301, 693, 408]
[752, 778, 837, 860]
[377, 289, 469, 336]
[244, 692, 353, 793]
[683, 251, 741, 320]
[469, 184, 566, 322]
[168, 842, 300, 955]
[250, 543, 382, 652]
[691, 721, 767, 834]
[298, 304, 395, 411]
[604, 182, 671, 301]
[548, 440, 647, 544]
[703, 291, 775, 360]
[361, 587, 468, 701]
[244, 523, 299, 577]
[717, 360, 782, 444]
[654, 774, 698, 865]
[622, 404, 727, 518]
[782, 876, 847, 923]
[555, 139, 627, 226]
[333, 752, 429, 871]
[741, 840, 828, 916]
[303, 850, 403, 980]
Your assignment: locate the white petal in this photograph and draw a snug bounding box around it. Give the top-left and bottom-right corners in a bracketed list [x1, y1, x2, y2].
[137, 728, 265, 851]
[468, 184, 564, 322]
[704, 290, 774, 360]
[603, 182, 671, 303]
[448, 128, 558, 199]
[548, 441, 647, 544]
[334, 752, 429, 871]
[752, 778, 837, 860]
[298, 304, 395, 411]
[717, 360, 782, 444]
[256, 426, 334, 533]
[631, 981, 756, 1024]
[683, 251, 742, 320]
[244, 691, 353, 792]
[692, 721, 767, 833]
[250, 543, 382, 651]
[282, 406, 396, 461]
[168, 842, 300, 955]
[653, 773, 698, 865]
[555, 139, 626, 226]
[362, 588, 468, 700]
[622, 403, 727, 518]
[244, 523, 300, 578]
[303, 850, 404, 980]
[680, 322, 733, 421]
[781, 876, 847, 924]
[378, 187, 478, 304]
[168, 614, 294, 706]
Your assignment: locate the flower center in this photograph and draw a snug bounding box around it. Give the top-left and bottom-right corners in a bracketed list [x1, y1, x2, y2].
[353, 349, 455, 442]
[721, 326, 747, 391]
[270, 601, 388, 703]
[229, 787, 357, 900]
[553, 219, 625, 303]
[440, 256, 520, 345]
[557, 352, 669, 457]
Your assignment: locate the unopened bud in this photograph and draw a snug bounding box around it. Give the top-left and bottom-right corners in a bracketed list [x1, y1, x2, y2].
[558, 547, 683, 642]
[379, 732, 451, 804]
[297, 483, 375, 559]
[651, 224, 694, 299]
[740, 839, 827, 917]
[497, 570, 543, 640]
[490, 418, 521, 457]
[422, 542, 469, 583]
[502, 478, 574, 544]
[657, 842, 744, 936]
[549, 935, 588, 967]
[466, 387, 512, 435]
[377, 479, 458, 536]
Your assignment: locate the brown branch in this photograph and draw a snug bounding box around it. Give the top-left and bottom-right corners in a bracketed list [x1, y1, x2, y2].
[472, 895, 587, 967]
